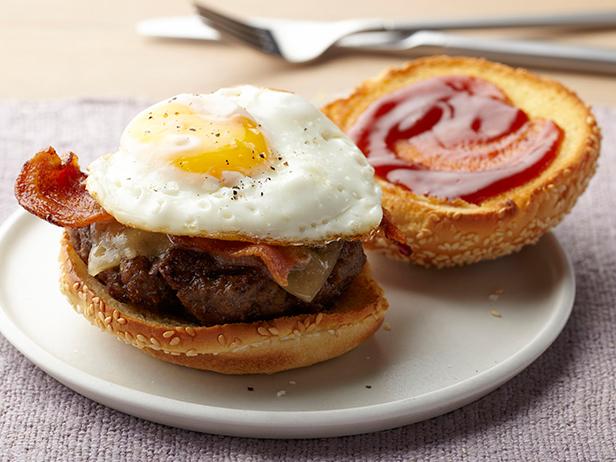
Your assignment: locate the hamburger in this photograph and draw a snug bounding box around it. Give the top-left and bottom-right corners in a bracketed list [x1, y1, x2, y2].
[15, 86, 405, 374]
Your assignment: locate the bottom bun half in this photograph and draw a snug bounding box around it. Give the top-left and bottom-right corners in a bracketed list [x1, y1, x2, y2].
[59, 233, 388, 374]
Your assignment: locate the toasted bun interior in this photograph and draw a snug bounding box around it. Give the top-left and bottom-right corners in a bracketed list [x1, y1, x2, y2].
[323, 56, 600, 267]
[59, 233, 388, 374]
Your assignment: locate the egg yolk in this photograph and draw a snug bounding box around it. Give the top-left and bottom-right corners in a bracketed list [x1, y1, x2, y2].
[130, 102, 270, 179]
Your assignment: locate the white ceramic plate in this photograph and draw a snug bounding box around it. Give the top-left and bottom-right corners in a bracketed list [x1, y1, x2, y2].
[0, 210, 574, 438]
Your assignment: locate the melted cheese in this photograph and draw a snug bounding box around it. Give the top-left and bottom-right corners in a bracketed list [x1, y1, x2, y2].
[88, 222, 171, 276]
[284, 242, 342, 302]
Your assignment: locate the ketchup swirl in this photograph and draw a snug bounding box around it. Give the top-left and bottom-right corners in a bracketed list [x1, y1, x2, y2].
[349, 76, 563, 204]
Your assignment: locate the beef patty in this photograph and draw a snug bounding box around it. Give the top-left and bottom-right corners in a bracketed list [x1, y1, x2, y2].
[67, 227, 366, 326]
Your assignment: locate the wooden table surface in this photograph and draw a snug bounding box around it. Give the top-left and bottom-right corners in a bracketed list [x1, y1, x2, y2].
[2, 0, 616, 106]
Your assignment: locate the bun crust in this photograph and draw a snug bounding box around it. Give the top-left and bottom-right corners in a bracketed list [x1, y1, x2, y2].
[323, 56, 600, 267]
[59, 233, 388, 374]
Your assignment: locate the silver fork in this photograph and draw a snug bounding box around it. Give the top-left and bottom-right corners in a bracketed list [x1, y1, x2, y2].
[194, 2, 616, 64]
[194, 3, 391, 63]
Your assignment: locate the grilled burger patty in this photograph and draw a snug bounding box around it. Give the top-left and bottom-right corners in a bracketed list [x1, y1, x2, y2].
[67, 227, 366, 326]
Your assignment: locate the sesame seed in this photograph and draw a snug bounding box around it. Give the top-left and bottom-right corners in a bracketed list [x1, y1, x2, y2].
[217, 334, 226, 345]
[186, 349, 198, 357]
[257, 327, 269, 336]
[276, 390, 286, 397]
[150, 337, 160, 347]
[117, 317, 127, 325]
[268, 327, 279, 336]
[169, 337, 181, 346]
[162, 330, 175, 338]
[490, 309, 502, 318]
[185, 327, 196, 337]
[136, 334, 147, 343]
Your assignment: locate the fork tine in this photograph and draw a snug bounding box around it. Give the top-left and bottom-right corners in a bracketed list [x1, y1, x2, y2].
[194, 3, 280, 54]
[203, 18, 262, 47]
[203, 18, 280, 55]
[194, 3, 266, 37]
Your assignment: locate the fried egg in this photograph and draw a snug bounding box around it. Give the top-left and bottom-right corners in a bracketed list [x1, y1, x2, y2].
[86, 86, 382, 244]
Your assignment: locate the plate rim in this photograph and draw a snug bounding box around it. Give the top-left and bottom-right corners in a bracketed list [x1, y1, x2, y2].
[0, 209, 575, 438]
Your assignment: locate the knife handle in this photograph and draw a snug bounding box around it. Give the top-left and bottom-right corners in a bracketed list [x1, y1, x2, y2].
[378, 31, 616, 74]
[382, 11, 616, 32]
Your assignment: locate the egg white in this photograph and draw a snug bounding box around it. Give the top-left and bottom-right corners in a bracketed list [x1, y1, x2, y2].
[86, 86, 382, 244]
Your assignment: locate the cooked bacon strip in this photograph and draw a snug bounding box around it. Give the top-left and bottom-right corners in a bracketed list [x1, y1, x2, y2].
[380, 209, 412, 256]
[14, 147, 112, 227]
[170, 236, 313, 287]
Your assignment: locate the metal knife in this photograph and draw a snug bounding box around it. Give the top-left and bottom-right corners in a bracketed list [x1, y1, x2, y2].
[137, 15, 616, 74]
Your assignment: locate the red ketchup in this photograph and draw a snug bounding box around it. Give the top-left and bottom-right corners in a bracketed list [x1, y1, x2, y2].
[348, 76, 563, 204]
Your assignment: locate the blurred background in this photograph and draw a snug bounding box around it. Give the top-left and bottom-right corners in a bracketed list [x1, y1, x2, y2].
[2, 0, 615, 104]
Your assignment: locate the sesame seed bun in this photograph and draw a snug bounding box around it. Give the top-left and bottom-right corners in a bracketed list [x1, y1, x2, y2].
[58, 233, 388, 375]
[323, 56, 600, 268]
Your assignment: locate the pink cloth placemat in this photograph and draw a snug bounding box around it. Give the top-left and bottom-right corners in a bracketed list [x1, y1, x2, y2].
[0, 100, 614, 461]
